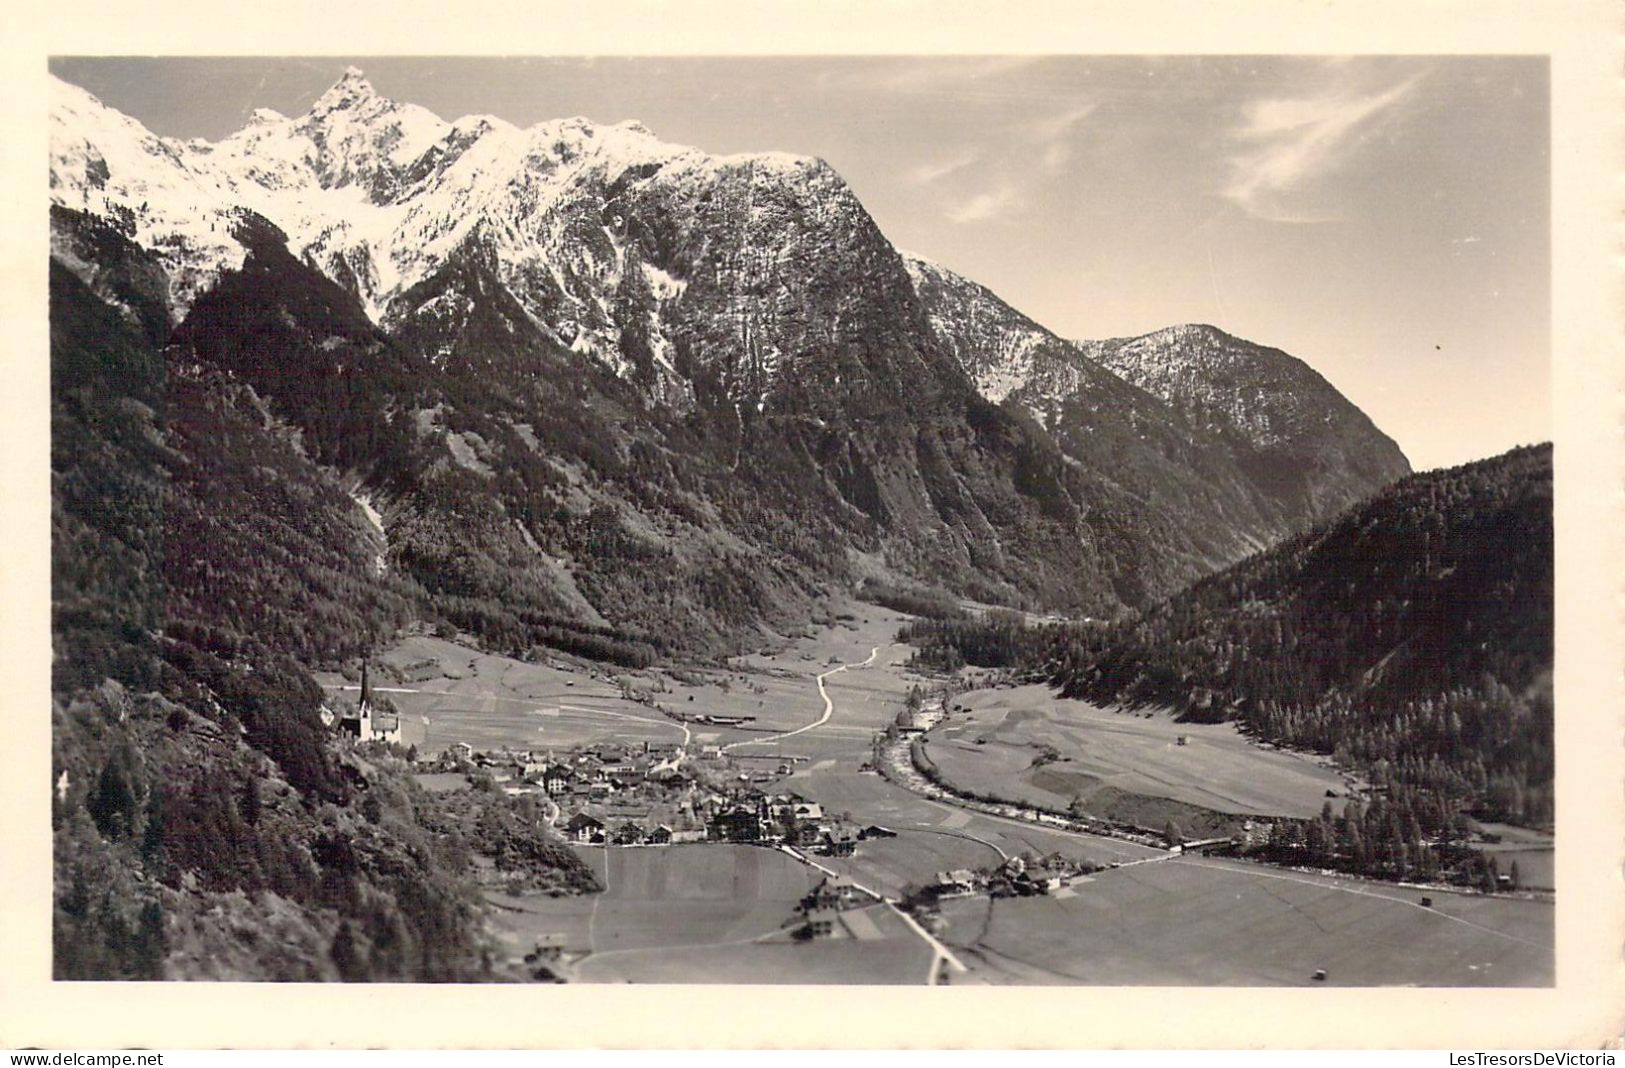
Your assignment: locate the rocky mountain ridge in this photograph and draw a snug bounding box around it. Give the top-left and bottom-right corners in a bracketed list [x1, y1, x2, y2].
[50, 68, 1411, 633]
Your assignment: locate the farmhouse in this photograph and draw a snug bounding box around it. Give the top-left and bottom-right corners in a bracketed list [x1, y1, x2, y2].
[564, 813, 605, 843]
[1015, 866, 1067, 895]
[710, 806, 763, 843]
[798, 910, 838, 940]
[858, 825, 897, 840]
[526, 932, 567, 964]
[818, 826, 859, 857]
[542, 765, 573, 796]
[803, 875, 863, 912]
[932, 869, 979, 899]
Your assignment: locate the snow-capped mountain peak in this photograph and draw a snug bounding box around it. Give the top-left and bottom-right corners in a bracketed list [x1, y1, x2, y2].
[50, 69, 868, 399]
[312, 65, 378, 111]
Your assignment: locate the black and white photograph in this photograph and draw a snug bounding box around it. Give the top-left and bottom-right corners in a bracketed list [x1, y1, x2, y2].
[41, 51, 1559, 988]
[9, 0, 1622, 1048]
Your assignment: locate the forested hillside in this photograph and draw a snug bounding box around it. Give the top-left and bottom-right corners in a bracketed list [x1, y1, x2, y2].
[904, 445, 1553, 838]
[51, 222, 598, 980]
[1060, 444, 1552, 828]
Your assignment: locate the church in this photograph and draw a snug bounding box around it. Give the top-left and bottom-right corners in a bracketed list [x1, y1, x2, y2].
[339, 662, 402, 745]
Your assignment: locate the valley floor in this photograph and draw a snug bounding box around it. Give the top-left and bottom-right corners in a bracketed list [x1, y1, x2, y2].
[341, 604, 1554, 987]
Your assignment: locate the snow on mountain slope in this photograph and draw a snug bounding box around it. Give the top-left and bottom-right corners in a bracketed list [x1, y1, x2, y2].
[1079, 324, 1411, 520]
[901, 250, 1411, 550]
[49, 69, 867, 401]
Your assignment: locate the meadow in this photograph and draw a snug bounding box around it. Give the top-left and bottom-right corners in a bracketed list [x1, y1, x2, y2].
[338, 608, 1551, 987]
[938, 854, 1554, 986]
[936, 687, 1350, 819]
[488, 843, 935, 983]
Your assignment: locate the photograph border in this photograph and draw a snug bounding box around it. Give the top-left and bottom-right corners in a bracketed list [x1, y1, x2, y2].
[2, 0, 1618, 1050]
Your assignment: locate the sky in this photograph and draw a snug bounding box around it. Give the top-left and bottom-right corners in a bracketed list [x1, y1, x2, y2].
[49, 56, 1550, 471]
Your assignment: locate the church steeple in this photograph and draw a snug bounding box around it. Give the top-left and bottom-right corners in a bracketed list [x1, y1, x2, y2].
[359, 661, 372, 715]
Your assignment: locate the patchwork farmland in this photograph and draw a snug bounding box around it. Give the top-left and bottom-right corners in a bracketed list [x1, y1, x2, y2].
[350, 604, 1554, 986]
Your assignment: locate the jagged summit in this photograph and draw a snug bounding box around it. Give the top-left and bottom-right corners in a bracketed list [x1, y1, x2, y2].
[50, 68, 1188, 626]
[48, 69, 832, 360]
[312, 66, 379, 109]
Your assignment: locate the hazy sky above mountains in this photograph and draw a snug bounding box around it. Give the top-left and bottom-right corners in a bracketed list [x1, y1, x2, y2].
[50, 55, 1549, 471]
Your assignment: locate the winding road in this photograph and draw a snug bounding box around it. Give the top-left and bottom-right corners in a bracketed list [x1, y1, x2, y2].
[722, 645, 882, 753]
[778, 844, 967, 985]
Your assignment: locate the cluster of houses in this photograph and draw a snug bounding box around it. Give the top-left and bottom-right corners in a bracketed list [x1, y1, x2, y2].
[702, 791, 901, 857]
[437, 739, 692, 803]
[914, 853, 1096, 905]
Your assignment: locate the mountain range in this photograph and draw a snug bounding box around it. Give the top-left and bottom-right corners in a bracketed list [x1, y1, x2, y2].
[49, 69, 1409, 653]
[48, 68, 1425, 978]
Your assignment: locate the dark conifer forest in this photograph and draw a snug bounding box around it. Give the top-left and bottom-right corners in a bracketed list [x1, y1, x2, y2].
[903, 445, 1554, 865]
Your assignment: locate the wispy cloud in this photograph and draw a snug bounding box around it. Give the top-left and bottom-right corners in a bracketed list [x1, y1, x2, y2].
[907, 150, 980, 186]
[946, 183, 1021, 224]
[938, 101, 1096, 223]
[1224, 71, 1425, 223]
[1026, 103, 1097, 175]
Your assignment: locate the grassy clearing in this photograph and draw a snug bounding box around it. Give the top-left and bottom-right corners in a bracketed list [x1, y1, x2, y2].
[942, 686, 1350, 819]
[940, 855, 1554, 986]
[319, 608, 922, 761]
[492, 842, 934, 983]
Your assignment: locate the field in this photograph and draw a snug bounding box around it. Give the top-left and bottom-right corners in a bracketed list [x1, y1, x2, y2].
[789, 763, 1163, 896]
[487, 843, 935, 983]
[314, 634, 690, 754]
[938, 854, 1554, 986]
[1475, 823, 1556, 891]
[315, 608, 921, 762]
[936, 687, 1350, 819]
[338, 607, 1552, 987]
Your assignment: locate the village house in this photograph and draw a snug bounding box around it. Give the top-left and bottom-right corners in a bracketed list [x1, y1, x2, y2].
[797, 909, 838, 940]
[710, 806, 763, 843]
[802, 875, 864, 912]
[819, 826, 860, 857]
[525, 932, 567, 965]
[858, 825, 898, 841]
[1015, 866, 1067, 895]
[645, 824, 673, 845]
[542, 765, 573, 796]
[649, 767, 692, 789]
[564, 812, 605, 844]
[613, 821, 645, 846]
[932, 869, 979, 899]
